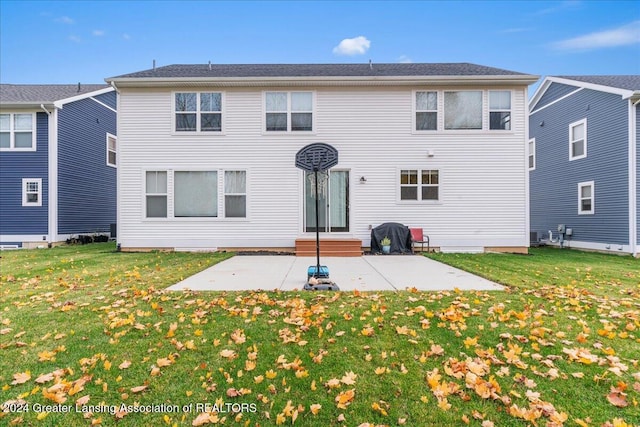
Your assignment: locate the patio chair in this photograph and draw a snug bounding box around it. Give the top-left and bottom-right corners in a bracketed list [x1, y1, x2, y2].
[409, 228, 430, 253]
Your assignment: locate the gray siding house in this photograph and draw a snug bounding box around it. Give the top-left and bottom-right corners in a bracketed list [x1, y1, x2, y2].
[529, 76, 640, 256]
[0, 84, 117, 248]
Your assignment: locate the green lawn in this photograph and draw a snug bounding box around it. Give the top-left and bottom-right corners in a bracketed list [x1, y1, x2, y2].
[1, 243, 638, 426]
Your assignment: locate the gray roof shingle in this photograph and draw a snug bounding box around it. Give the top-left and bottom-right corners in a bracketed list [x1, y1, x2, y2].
[0, 84, 110, 105]
[108, 62, 532, 80]
[556, 75, 640, 91]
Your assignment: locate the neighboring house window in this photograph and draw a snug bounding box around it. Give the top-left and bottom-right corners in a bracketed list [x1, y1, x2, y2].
[174, 171, 218, 217]
[224, 171, 246, 218]
[0, 113, 36, 150]
[22, 178, 42, 206]
[265, 92, 313, 132]
[578, 181, 594, 215]
[174, 92, 222, 132]
[400, 169, 439, 201]
[444, 91, 482, 130]
[145, 171, 167, 218]
[570, 119, 587, 160]
[107, 133, 117, 167]
[489, 91, 511, 130]
[415, 91, 437, 131]
[528, 138, 536, 170]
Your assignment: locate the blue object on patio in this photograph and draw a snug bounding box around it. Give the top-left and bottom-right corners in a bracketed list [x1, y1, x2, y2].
[307, 265, 329, 279]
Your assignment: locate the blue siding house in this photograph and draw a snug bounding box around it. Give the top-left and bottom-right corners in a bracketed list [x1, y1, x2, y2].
[529, 76, 640, 257]
[0, 84, 117, 248]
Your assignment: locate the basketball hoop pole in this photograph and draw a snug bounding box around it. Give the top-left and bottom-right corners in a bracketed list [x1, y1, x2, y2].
[314, 167, 321, 278]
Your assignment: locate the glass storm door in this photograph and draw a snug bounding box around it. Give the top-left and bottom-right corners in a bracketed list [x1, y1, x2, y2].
[304, 170, 349, 232]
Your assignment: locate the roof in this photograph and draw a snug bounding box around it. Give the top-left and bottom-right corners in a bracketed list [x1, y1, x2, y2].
[555, 75, 640, 92]
[529, 75, 640, 110]
[0, 84, 111, 108]
[107, 63, 538, 87]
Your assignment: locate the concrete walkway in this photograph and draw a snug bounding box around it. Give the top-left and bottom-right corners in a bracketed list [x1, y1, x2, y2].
[168, 255, 502, 292]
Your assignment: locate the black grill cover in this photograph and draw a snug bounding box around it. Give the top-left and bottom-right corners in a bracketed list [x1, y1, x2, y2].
[370, 222, 412, 254]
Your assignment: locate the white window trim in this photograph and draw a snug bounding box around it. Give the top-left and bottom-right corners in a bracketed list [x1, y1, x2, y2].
[171, 91, 225, 135]
[569, 118, 587, 161]
[413, 90, 438, 132]
[22, 178, 42, 207]
[489, 90, 512, 131]
[578, 180, 595, 215]
[397, 168, 442, 204]
[262, 91, 315, 134]
[222, 170, 248, 219]
[1, 112, 37, 151]
[528, 138, 536, 171]
[106, 133, 117, 168]
[142, 169, 249, 221]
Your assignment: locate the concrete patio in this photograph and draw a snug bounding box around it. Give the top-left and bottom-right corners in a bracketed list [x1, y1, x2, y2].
[168, 255, 502, 292]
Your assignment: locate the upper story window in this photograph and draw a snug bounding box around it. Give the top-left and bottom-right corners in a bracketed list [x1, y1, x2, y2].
[400, 169, 439, 201]
[22, 178, 42, 207]
[265, 92, 313, 132]
[174, 92, 222, 132]
[107, 133, 117, 167]
[489, 91, 511, 130]
[528, 138, 536, 170]
[415, 91, 437, 131]
[0, 113, 36, 151]
[570, 119, 587, 160]
[444, 91, 482, 130]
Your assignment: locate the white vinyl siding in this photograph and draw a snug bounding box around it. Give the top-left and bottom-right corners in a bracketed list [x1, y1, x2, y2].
[117, 86, 529, 250]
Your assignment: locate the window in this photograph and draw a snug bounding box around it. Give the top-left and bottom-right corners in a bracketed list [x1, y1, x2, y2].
[224, 171, 246, 218]
[174, 171, 218, 217]
[415, 91, 437, 131]
[570, 119, 587, 160]
[174, 92, 222, 132]
[400, 169, 439, 201]
[444, 91, 482, 130]
[578, 181, 594, 214]
[489, 91, 511, 130]
[145, 171, 167, 218]
[22, 178, 42, 206]
[107, 134, 117, 167]
[265, 92, 313, 132]
[528, 138, 536, 170]
[1, 113, 35, 150]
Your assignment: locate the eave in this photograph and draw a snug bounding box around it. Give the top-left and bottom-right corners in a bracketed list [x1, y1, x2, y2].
[106, 74, 540, 89]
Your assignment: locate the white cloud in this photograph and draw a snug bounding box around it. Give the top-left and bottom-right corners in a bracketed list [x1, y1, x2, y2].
[122, 33, 131, 40]
[332, 36, 371, 56]
[92, 30, 105, 36]
[68, 35, 81, 43]
[397, 55, 412, 63]
[552, 20, 640, 51]
[56, 16, 74, 24]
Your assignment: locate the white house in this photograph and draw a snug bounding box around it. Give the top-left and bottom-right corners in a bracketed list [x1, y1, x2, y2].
[106, 63, 538, 254]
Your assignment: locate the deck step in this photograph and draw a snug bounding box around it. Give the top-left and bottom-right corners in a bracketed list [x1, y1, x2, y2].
[295, 238, 363, 257]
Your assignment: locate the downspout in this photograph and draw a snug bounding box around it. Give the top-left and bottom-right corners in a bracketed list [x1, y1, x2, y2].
[109, 81, 121, 250]
[629, 97, 639, 257]
[41, 104, 58, 246]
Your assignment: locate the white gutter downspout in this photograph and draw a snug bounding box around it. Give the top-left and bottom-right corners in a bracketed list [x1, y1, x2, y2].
[41, 104, 59, 245]
[110, 81, 121, 249]
[629, 97, 639, 257]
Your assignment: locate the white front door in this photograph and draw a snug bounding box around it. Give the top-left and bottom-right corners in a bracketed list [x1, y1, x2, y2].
[304, 170, 349, 232]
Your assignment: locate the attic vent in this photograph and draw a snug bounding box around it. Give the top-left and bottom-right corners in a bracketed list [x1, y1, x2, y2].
[77, 82, 81, 92]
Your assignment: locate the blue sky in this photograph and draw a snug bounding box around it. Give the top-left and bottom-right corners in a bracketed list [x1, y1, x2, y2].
[1, 0, 639, 95]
